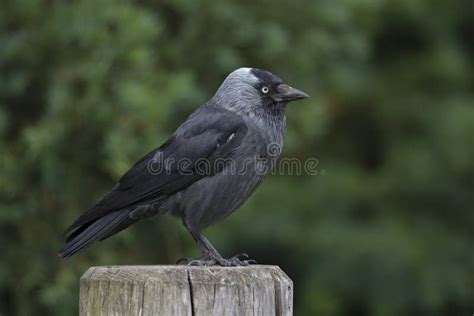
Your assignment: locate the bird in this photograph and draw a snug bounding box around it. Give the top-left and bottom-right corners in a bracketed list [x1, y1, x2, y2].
[59, 68, 308, 266]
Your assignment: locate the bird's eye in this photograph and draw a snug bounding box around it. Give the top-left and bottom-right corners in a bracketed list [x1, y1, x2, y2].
[261, 86, 269, 94]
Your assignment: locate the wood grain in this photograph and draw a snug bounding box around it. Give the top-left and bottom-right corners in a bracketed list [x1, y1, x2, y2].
[80, 265, 293, 316]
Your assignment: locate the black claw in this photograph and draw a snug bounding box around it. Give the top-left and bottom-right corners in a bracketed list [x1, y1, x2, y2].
[235, 253, 249, 259]
[176, 257, 191, 264]
[227, 252, 255, 265]
[187, 260, 203, 266]
[184, 257, 220, 266]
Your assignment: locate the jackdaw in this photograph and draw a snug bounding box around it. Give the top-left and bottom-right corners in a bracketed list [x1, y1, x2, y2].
[59, 68, 308, 266]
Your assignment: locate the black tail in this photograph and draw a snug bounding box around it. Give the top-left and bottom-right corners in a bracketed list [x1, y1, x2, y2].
[59, 210, 135, 258]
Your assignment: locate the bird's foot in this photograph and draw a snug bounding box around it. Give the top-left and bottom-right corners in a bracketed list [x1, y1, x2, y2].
[217, 253, 257, 266]
[176, 253, 256, 266]
[176, 256, 217, 266]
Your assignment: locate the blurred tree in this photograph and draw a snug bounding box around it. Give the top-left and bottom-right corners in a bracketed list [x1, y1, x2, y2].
[0, 0, 473, 315]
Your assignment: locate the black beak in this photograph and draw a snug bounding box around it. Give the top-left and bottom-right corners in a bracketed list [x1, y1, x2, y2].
[273, 83, 309, 102]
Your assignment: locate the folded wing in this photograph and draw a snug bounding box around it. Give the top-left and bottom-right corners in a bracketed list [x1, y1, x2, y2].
[64, 109, 248, 234]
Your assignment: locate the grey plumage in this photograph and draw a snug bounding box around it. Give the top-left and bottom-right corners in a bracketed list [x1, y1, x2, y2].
[59, 67, 308, 265]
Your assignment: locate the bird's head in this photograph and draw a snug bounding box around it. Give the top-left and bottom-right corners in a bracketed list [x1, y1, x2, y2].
[213, 68, 309, 116]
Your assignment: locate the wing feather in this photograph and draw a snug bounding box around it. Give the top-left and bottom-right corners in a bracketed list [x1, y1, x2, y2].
[65, 109, 248, 233]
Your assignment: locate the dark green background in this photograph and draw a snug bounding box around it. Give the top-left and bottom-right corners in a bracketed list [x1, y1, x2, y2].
[1, 0, 473, 315]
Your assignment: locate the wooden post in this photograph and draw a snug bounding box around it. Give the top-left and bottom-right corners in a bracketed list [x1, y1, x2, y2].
[80, 265, 293, 316]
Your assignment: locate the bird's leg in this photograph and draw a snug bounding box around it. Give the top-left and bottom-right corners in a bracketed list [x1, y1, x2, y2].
[197, 233, 257, 266]
[195, 233, 222, 259]
[180, 231, 223, 266]
[177, 229, 256, 266]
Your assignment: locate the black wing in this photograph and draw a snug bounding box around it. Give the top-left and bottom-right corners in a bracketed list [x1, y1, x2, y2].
[65, 109, 248, 233]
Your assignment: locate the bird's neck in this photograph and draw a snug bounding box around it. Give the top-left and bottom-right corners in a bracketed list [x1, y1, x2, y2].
[248, 105, 286, 134]
[215, 97, 285, 130]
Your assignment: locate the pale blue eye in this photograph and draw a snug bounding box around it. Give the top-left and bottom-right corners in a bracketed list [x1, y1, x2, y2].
[261, 87, 269, 94]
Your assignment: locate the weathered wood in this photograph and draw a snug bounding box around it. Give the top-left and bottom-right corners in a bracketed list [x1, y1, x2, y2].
[80, 265, 293, 316]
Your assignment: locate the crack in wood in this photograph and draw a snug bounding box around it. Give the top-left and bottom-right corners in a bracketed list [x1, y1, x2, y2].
[187, 270, 195, 316]
[79, 265, 292, 315]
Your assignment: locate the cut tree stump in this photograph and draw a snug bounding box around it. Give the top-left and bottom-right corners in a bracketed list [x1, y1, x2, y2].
[80, 265, 293, 316]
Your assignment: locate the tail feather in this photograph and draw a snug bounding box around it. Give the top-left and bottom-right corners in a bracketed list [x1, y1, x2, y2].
[99, 217, 137, 241]
[59, 210, 131, 258]
[65, 220, 94, 243]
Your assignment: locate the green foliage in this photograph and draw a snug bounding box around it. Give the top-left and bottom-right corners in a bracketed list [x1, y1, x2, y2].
[1, 0, 473, 315]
